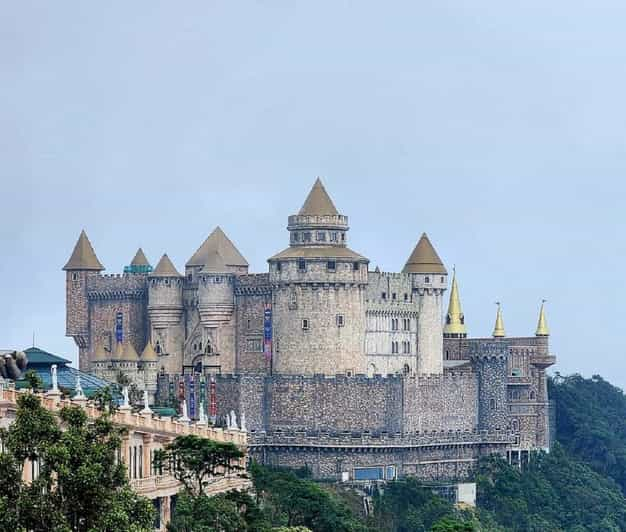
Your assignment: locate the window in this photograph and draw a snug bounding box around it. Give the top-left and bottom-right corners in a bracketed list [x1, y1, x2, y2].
[403, 318, 410, 331]
[424, 276, 430, 283]
[246, 338, 263, 352]
[327, 260, 336, 272]
[403, 341, 411, 354]
[530, 391, 536, 400]
[336, 314, 344, 327]
[382, 292, 387, 300]
[391, 318, 399, 331]
[404, 293, 408, 301]
[392, 293, 396, 300]
[353, 262, 359, 271]
[445, 350, 449, 360]
[440, 276, 444, 283]
[289, 290, 298, 309]
[403, 363, 410, 374]
[302, 319, 310, 331]
[392, 341, 399, 354]
[298, 259, 306, 272]
[317, 231, 326, 242]
[341, 233, 345, 241]
[303, 232, 312, 242]
[247, 319, 251, 330]
[72, 272, 78, 281]
[489, 398, 496, 410]
[276, 262, 282, 272]
[330, 232, 338, 242]
[511, 368, 522, 377]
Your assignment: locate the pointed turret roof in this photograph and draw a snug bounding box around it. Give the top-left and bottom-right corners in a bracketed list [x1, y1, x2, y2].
[492, 303, 506, 338]
[298, 178, 339, 216]
[151, 254, 182, 277]
[63, 230, 104, 271]
[186, 227, 248, 268]
[113, 341, 125, 360]
[200, 249, 229, 273]
[141, 342, 159, 362]
[93, 344, 110, 361]
[403, 233, 447, 274]
[443, 269, 467, 337]
[536, 301, 549, 337]
[122, 342, 140, 361]
[130, 248, 150, 267]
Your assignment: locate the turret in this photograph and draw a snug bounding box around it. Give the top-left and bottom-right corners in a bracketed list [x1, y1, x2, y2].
[492, 302, 506, 338]
[268, 178, 369, 376]
[443, 268, 467, 339]
[186, 226, 249, 280]
[147, 254, 184, 372]
[198, 250, 235, 325]
[63, 230, 104, 370]
[403, 233, 447, 375]
[535, 300, 549, 337]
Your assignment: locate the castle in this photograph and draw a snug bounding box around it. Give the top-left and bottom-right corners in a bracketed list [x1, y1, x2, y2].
[64, 179, 555, 482]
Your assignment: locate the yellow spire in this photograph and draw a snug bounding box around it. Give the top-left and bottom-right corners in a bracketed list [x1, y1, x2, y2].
[536, 300, 549, 337]
[443, 268, 467, 338]
[492, 302, 506, 338]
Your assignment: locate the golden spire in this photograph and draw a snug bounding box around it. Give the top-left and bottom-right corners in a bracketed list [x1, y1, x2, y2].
[492, 302, 506, 338]
[443, 268, 467, 338]
[536, 300, 549, 337]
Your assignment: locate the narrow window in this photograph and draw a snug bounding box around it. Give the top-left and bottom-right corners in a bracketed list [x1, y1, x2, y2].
[489, 398, 496, 410]
[72, 272, 78, 281]
[298, 259, 306, 272]
[187, 273, 192, 281]
[403, 364, 410, 375]
[382, 292, 387, 300]
[353, 262, 359, 271]
[293, 232, 300, 242]
[404, 293, 408, 301]
[327, 260, 336, 271]
[330, 232, 338, 242]
[276, 262, 282, 272]
[317, 231, 326, 242]
[247, 319, 251, 330]
[440, 276, 444, 283]
[424, 276, 430, 283]
[392, 293, 397, 300]
[302, 319, 309, 331]
[336, 315, 344, 327]
[303, 232, 312, 242]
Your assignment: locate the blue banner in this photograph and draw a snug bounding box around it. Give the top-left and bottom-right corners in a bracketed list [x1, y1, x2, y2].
[115, 312, 123, 343]
[263, 304, 272, 361]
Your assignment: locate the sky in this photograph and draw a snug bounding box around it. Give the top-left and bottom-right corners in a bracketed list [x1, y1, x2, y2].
[1, 2, 625, 385]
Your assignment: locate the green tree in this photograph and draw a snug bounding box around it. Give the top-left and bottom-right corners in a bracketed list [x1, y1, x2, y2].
[23, 369, 43, 392]
[0, 392, 154, 532]
[153, 434, 245, 498]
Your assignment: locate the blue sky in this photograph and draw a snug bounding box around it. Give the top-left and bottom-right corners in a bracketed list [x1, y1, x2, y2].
[1, 2, 625, 384]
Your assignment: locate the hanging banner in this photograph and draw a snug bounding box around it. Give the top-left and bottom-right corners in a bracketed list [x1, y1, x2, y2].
[189, 376, 196, 419]
[263, 303, 272, 361]
[115, 312, 123, 343]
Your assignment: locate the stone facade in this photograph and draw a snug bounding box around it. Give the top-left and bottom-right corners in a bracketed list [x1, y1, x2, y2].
[65, 179, 556, 482]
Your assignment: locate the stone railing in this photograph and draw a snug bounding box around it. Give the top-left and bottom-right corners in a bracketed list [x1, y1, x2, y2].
[249, 429, 515, 448]
[0, 388, 247, 447]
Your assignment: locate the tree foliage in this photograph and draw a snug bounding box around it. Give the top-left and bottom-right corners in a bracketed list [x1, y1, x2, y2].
[153, 434, 245, 497]
[0, 392, 154, 532]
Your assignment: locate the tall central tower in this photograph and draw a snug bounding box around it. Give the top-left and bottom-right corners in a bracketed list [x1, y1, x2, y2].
[268, 179, 369, 375]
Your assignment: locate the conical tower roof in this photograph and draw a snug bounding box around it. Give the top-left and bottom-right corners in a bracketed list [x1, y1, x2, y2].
[63, 230, 104, 271]
[141, 342, 159, 362]
[403, 233, 447, 274]
[443, 269, 467, 338]
[93, 344, 110, 361]
[151, 254, 182, 277]
[492, 303, 506, 338]
[186, 227, 248, 268]
[298, 178, 339, 216]
[113, 341, 125, 360]
[122, 342, 140, 361]
[200, 249, 229, 273]
[536, 301, 549, 337]
[130, 248, 150, 267]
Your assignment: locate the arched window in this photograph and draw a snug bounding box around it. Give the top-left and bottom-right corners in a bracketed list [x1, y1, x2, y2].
[489, 398, 496, 410]
[530, 391, 536, 400]
[403, 364, 410, 375]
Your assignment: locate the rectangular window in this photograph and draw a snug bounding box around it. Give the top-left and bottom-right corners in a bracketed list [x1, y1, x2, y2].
[336, 314, 344, 327]
[317, 231, 326, 241]
[139, 445, 143, 479]
[276, 262, 282, 272]
[246, 338, 263, 352]
[330, 232, 338, 242]
[382, 292, 387, 300]
[354, 467, 385, 481]
[302, 319, 309, 331]
[403, 318, 410, 331]
[303, 232, 312, 242]
[391, 318, 398, 331]
[392, 293, 396, 300]
[298, 259, 306, 272]
[404, 293, 409, 301]
[327, 260, 336, 272]
[353, 262, 359, 271]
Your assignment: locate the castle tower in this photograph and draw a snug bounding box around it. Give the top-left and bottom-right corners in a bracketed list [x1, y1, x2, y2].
[195, 249, 237, 372]
[186, 227, 249, 279]
[535, 301, 549, 337]
[403, 233, 447, 375]
[492, 303, 506, 337]
[443, 268, 467, 339]
[147, 254, 184, 374]
[268, 178, 369, 376]
[63, 230, 105, 371]
[471, 342, 509, 432]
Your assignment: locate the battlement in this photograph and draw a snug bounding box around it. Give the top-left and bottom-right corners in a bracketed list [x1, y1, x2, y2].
[249, 428, 515, 448]
[287, 214, 349, 229]
[234, 274, 271, 296]
[468, 341, 508, 360]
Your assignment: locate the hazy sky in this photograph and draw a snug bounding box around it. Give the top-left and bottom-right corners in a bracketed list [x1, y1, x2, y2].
[2, 2, 625, 385]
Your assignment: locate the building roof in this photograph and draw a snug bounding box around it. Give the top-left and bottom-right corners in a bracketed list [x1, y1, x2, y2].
[536, 301, 549, 337]
[63, 230, 104, 271]
[298, 178, 339, 216]
[443, 270, 467, 337]
[121, 342, 140, 361]
[199, 249, 229, 273]
[402, 233, 447, 274]
[151, 254, 182, 277]
[493, 303, 506, 337]
[269, 245, 368, 261]
[186, 227, 248, 268]
[24, 347, 71, 365]
[141, 342, 159, 362]
[93, 344, 110, 361]
[130, 248, 150, 267]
